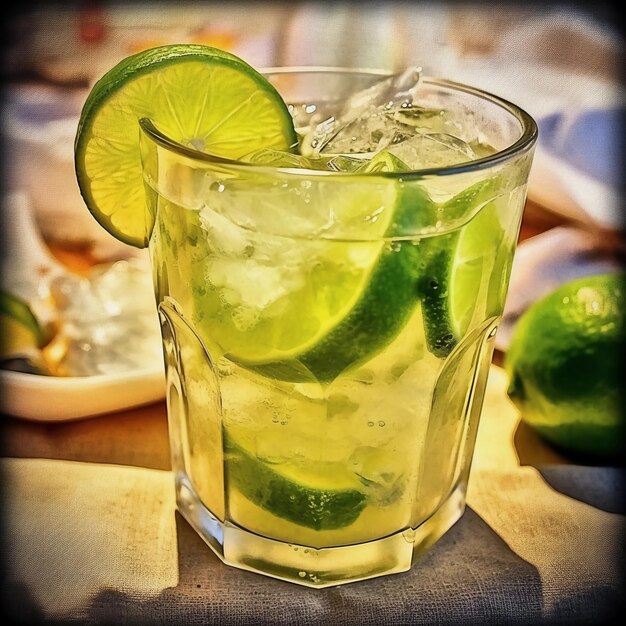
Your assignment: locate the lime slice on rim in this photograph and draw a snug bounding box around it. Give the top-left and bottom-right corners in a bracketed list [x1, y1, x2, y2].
[75, 44, 297, 247]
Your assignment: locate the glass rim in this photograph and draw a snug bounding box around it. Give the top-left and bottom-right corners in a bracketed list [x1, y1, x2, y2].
[139, 66, 538, 179]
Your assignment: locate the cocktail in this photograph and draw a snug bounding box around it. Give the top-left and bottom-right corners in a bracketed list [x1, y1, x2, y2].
[74, 46, 537, 587]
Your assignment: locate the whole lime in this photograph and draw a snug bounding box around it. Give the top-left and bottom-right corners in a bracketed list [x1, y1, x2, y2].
[505, 273, 625, 459]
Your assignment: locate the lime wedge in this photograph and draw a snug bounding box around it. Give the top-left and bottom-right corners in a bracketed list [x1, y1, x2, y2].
[75, 45, 297, 247]
[0, 290, 45, 358]
[418, 179, 506, 357]
[225, 433, 366, 530]
[160, 173, 399, 381]
[286, 153, 432, 380]
[201, 150, 434, 383]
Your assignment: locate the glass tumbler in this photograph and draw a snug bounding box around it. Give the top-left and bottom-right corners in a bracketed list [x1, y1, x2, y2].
[139, 69, 537, 587]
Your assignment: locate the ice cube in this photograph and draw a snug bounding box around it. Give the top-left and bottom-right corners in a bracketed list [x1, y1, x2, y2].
[301, 67, 422, 156]
[326, 154, 372, 172]
[388, 132, 477, 169]
[49, 259, 163, 376]
[303, 116, 338, 154]
[388, 106, 450, 132]
[242, 147, 328, 170]
[341, 66, 422, 120]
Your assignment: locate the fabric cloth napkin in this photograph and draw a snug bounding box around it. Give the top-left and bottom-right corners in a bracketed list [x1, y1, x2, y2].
[1, 367, 623, 625]
[495, 225, 622, 352]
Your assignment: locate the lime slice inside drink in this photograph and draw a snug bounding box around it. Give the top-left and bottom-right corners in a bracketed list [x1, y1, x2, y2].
[225, 433, 366, 531]
[75, 45, 297, 247]
[180, 149, 434, 383]
[220, 169, 503, 376]
[419, 179, 506, 357]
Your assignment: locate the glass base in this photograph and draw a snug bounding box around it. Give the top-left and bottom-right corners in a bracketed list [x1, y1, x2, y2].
[175, 474, 466, 588]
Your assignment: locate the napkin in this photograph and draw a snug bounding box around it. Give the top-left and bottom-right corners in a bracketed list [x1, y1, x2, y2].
[1, 368, 622, 625]
[529, 107, 623, 231]
[442, 62, 624, 232]
[493, 12, 623, 232]
[496, 226, 622, 352]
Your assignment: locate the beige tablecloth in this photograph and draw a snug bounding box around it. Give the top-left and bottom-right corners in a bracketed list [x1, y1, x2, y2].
[1, 367, 623, 624]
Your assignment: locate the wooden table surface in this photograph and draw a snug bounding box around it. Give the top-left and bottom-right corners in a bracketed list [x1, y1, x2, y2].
[0, 199, 574, 471]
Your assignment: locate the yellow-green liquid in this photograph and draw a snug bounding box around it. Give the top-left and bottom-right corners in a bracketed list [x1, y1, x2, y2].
[146, 167, 527, 584]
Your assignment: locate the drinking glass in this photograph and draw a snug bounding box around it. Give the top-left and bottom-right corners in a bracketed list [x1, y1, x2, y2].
[139, 68, 537, 587]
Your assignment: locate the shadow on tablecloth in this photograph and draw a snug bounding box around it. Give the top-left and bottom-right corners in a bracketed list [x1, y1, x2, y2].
[536, 467, 626, 516]
[512, 420, 626, 515]
[4, 508, 545, 625]
[2, 499, 623, 625]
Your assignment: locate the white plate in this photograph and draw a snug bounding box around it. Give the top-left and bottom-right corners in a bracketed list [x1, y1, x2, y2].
[1, 192, 165, 422]
[0, 366, 165, 422]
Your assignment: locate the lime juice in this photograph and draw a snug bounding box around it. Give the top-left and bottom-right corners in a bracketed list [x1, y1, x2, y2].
[74, 47, 537, 586]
